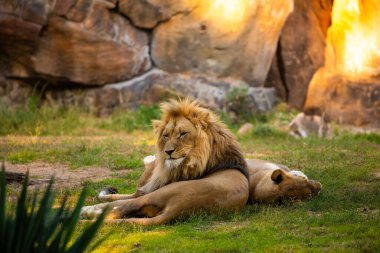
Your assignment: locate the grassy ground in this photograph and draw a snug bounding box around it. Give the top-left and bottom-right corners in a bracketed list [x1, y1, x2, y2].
[1, 101, 379, 252]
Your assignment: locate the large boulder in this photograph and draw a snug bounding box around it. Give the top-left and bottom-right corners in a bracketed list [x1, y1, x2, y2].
[0, 0, 151, 85]
[42, 69, 276, 116]
[151, 0, 293, 86]
[119, 0, 200, 29]
[324, 0, 380, 77]
[0, 78, 34, 107]
[0, 14, 42, 78]
[304, 68, 380, 127]
[265, 0, 333, 110]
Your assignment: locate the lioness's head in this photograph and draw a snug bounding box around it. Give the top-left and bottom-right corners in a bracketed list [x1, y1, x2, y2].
[271, 169, 321, 202]
[250, 166, 322, 203]
[152, 99, 247, 181]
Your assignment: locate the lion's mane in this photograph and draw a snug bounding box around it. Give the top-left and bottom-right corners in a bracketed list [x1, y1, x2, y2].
[151, 99, 249, 187]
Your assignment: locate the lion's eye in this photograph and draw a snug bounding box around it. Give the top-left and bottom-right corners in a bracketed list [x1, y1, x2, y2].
[162, 134, 169, 140]
[179, 132, 188, 138]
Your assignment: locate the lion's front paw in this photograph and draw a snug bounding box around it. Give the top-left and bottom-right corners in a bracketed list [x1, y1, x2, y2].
[98, 187, 118, 200]
[80, 205, 104, 220]
[143, 155, 156, 165]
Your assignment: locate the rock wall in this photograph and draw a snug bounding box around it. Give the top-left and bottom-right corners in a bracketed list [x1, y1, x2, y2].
[303, 0, 380, 128]
[305, 68, 380, 127]
[0, 0, 151, 85]
[41, 69, 276, 116]
[150, 0, 293, 86]
[265, 0, 333, 110]
[1, 0, 332, 115]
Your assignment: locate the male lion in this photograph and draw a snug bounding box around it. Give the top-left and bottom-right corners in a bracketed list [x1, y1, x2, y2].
[81, 99, 321, 225]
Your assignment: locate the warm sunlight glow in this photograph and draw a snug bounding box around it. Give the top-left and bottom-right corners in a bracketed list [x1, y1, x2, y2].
[210, 0, 249, 24]
[328, 0, 380, 76]
[200, 0, 255, 30]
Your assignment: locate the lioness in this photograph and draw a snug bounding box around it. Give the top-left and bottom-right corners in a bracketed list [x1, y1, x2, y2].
[246, 159, 321, 203]
[81, 99, 321, 225]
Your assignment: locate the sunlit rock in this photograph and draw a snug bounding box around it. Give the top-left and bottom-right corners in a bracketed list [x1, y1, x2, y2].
[151, 0, 293, 86]
[304, 0, 380, 127]
[304, 68, 380, 127]
[119, 0, 200, 29]
[325, 0, 380, 77]
[265, 0, 333, 110]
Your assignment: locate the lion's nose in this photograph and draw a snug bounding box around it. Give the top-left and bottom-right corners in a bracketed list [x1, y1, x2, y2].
[165, 149, 175, 157]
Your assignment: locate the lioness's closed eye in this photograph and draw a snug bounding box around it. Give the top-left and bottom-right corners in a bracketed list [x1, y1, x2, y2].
[247, 159, 322, 203]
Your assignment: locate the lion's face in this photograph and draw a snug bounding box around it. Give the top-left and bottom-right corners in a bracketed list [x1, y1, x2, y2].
[253, 169, 322, 203]
[155, 116, 208, 170]
[150, 99, 243, 183]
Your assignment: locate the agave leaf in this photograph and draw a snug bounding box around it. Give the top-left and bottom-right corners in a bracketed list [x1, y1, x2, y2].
[0, 164, 107, 253]
[22, 178, 55, 252]
[45, 197, 68, 253]
[5, 218, 15, 253]
[0, 164, 6, 249]
[87, 230, 113, 253]
[46, 195, 67, 238]
[59, 188, 87, 251]
[66, 206, 109, 253]
[13, 171, 29, 253]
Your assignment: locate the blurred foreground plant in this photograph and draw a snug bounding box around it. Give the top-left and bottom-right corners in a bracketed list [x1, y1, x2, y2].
[0, 163, 107, 253]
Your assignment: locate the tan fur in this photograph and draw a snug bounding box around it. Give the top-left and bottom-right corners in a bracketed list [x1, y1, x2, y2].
[81, 157, 321, 225]
[146, 99, 247, 191]
[81, 168, 249, 225]
[247, 159, 322, 203]
[81, 99, 321, 225]
[98, 99, 248, 201]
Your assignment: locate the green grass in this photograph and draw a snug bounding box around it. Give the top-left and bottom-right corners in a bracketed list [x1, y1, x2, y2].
[97, 106, 161, 132]
[3, 138, 153, 169]
[0, 99, 160, 136]
[2, 103, 380, 252]
[0, 167, 107, 253]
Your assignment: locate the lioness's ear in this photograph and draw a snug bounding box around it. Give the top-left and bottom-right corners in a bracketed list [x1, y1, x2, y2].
[271, 169, 284, 184]
[152, 120, 164, 136]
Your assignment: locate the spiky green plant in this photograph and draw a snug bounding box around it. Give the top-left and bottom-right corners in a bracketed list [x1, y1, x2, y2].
[0, 163, 107, 253]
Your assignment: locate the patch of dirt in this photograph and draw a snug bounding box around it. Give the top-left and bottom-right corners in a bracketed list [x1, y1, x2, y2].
[4, 162, 131, 188]
[374, 171, 380, 181]
[356, 206, 379, 217]
[210, 221, 251, 232]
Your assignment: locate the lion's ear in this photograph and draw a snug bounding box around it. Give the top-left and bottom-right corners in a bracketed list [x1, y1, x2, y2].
[193, 108, 211, 130]
[271, 169, 285, 184]
[152, 120, 164, 136]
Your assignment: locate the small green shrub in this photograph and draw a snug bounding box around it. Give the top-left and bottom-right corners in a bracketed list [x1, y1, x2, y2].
[225, 86, 252, 122]
[8, 150, 38, 164]
[224, 87, 275, 125]
[252, 124, 285, 137]
[0, 164, 107, 253]
[0, 99, 85, 136]
[354, 133, 380, 144]
[98, 105, 160, 132]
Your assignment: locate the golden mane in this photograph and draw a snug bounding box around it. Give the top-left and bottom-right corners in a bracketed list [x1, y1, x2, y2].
[148, 98, 248, 191]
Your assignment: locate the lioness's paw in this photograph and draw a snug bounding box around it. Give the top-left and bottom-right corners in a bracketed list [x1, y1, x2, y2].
[80, 206, 103, 219]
